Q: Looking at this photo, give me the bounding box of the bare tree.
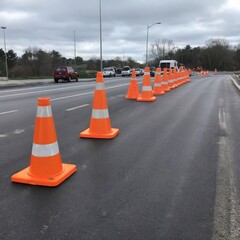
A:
[22,47,50,77]
[149,39,176,66]
[203,38,234,70]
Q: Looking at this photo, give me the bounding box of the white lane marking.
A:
[0,82,96,94]
[218,108,227,131]
[66,104,89,111]
[13,129,25,134]
[218,98,227,132]
[0,83,96,98]
[0,77,135,95]
[0,134,7,138]
[0,110,19,115]
[52,83,129,101]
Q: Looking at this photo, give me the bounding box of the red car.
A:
[53,66,79,83]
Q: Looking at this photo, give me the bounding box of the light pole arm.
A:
[99,0,103,72]
[145,26,149,66]
[1,27,8,80]
[145,22,161,67]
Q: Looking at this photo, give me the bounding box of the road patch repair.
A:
[212,96,240,240]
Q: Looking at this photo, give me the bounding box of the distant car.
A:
[53,66,79,83]
[150,67,156,77]
[111,66,117,74]
[122,66,131,77]
[135,68,142,76]
[116,68,122,74]
[103,67,116,77]
[140,68,144,75]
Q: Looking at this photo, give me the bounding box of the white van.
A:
[159,60,178,71]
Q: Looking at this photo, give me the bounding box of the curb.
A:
[0,78,96,89]
[0,80,53,89]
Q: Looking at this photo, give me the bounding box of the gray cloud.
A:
[0,0,239,62]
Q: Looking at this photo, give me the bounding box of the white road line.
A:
[0,83,96,98]
[0,81,131,99]
[13,129,25,134]
[52,83,129,101]
[66,104,89,111]
[0,82,96,94]
[0,110,19,115]
[0,134,7,138]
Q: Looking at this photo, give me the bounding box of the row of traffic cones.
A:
[11,68,190,187]
[12,72,119,187]
[125,67,191,101]
[199,71,209,76]
[199,68,217,76]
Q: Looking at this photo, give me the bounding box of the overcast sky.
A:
[1,0,240,62]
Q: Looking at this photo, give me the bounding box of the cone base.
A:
[153,91,165,95]
[137,96,156,102]
[164,88,171,92]
[125,95,140,100]
[80,128,119,139]
[11,163,77,187]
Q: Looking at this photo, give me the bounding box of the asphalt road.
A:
[0,74,240,240]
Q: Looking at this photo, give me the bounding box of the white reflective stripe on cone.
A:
[162,82,168,85]
[142,86,152,91]
[32,142,59,157]
[154,83,161,87]
[155,72,161,75]
[36,106,52,117]
[91,109,109,119]
[144,72,150,75]
[95,82,105,90]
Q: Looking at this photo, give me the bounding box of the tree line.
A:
[149,38,240,71]
[0,47,140,78]
[0,38,239,78]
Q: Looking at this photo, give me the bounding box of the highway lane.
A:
[0,74,239,239]
[0,76,135,136]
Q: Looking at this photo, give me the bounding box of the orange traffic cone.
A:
[137,67,156,102]
[80,72,119,139]
[173,67,179,87]
[168,68,176,89]
[177,69,183,85]
[125,69,140,99]
[153,67,165,95]
[161,68,171,92]
[11,98,77,187]
[214,68,217,75]
[183,69,188,84]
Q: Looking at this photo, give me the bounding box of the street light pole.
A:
[74,30,76,68]
[99,0,103,71]
[145,22,161,66]
[1,26,8,80]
